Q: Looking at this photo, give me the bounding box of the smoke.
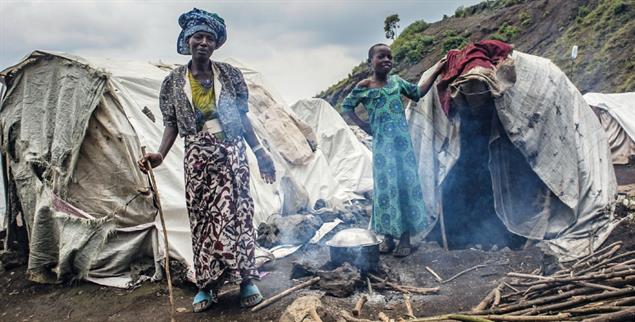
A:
[432,95,535,250]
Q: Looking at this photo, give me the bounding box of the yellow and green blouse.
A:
[188,71,218,131]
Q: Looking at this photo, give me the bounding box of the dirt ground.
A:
[2,220,635,322]
[0,227,553,322]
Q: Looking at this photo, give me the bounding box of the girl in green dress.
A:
[342,44,444,257]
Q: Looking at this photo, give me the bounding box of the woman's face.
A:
[370,46,393,75]
[188,31,216,60]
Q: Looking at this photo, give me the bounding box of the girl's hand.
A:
[138,152,163,173]
[435,57,447,74]
[255,150,276,184]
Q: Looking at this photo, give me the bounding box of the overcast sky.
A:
[1,0,481,104]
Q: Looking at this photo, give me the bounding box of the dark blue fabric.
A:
[177,8,227,55]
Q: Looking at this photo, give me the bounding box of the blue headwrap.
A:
[177,8,227,55]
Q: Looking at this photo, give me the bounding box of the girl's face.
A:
[370,46,393,75]
[189,31,217,60]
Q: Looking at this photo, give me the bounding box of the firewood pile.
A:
[338,241,635,322]
[419,241,635,321]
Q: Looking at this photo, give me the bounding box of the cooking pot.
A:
[325,228,380,272]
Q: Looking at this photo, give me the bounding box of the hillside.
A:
[317,0,634,109]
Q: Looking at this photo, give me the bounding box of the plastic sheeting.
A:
[584,92,635,165]
[407,51,617,261]
[248,84,316,165]
[0,51,372,287]
[0,155,5,231]
[290,99,373,197]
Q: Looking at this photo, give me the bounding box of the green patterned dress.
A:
[342,75,430,237]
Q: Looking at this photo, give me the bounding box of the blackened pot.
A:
[325,228,381,272]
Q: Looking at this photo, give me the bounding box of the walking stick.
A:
[141,146,176,322]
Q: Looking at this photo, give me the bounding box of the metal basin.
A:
[326,228,380,272]
[325,228,380,248]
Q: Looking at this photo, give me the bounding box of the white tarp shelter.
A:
[0,51,372,287]
[407,51,618,261]
[0,83,5,231]
[583,92,635,165]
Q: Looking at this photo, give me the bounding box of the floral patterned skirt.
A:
[184,131,258,290]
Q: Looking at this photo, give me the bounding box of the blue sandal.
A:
[240,282,263,308]
[192,289,215,313]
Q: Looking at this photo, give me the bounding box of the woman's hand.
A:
[138,152,164,173]
[255,150,276,184]
[307,139,318,152]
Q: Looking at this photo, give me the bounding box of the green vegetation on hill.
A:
[549,0,634,92]
[317,0,634,108]
[392,20,434,63]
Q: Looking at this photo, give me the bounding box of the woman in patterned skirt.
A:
[342,44,444,257]
[138,8,275,312]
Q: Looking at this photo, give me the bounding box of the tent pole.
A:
[439,204,449,251]
[141,146,176,322]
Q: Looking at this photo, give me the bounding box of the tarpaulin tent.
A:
[406,51,618,261]
[0,51,372,287]
[583,92,635,165]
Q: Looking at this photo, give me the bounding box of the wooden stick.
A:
[353,295,368,317]
[570,241,622,268]
[412,314,493,322]
[141,146,175,322]
[492,288,501,307]
[439,203,449,251]
[251,277,320,312]
[442,265,486,284]
[425,266,443,283]
[473,286,497,311]
[506,272,552,281]
[502,282,519,293]
[367,277,374,296]
[371,281,410,294]
[368,274,440,295]
[582,307,635,322]
[399,285,440,294]
[473,314,570,321]
[518,270,635,296]
[576,250,635,276]
[469,286,597,315]
[378,312,390,322]
[341,310,378,322]
[522,239,534,251]
[566,306,630,315]
[611,295,635,306]
[514,287,635,316]
[574,281,619,292]
[413,313,570,322]
[509,269,635,287]
[571,243,622,269]
[403,293,415,318]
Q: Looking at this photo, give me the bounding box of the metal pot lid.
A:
[325,228,380,248]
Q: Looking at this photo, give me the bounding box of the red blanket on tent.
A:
[437,40,513,115]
